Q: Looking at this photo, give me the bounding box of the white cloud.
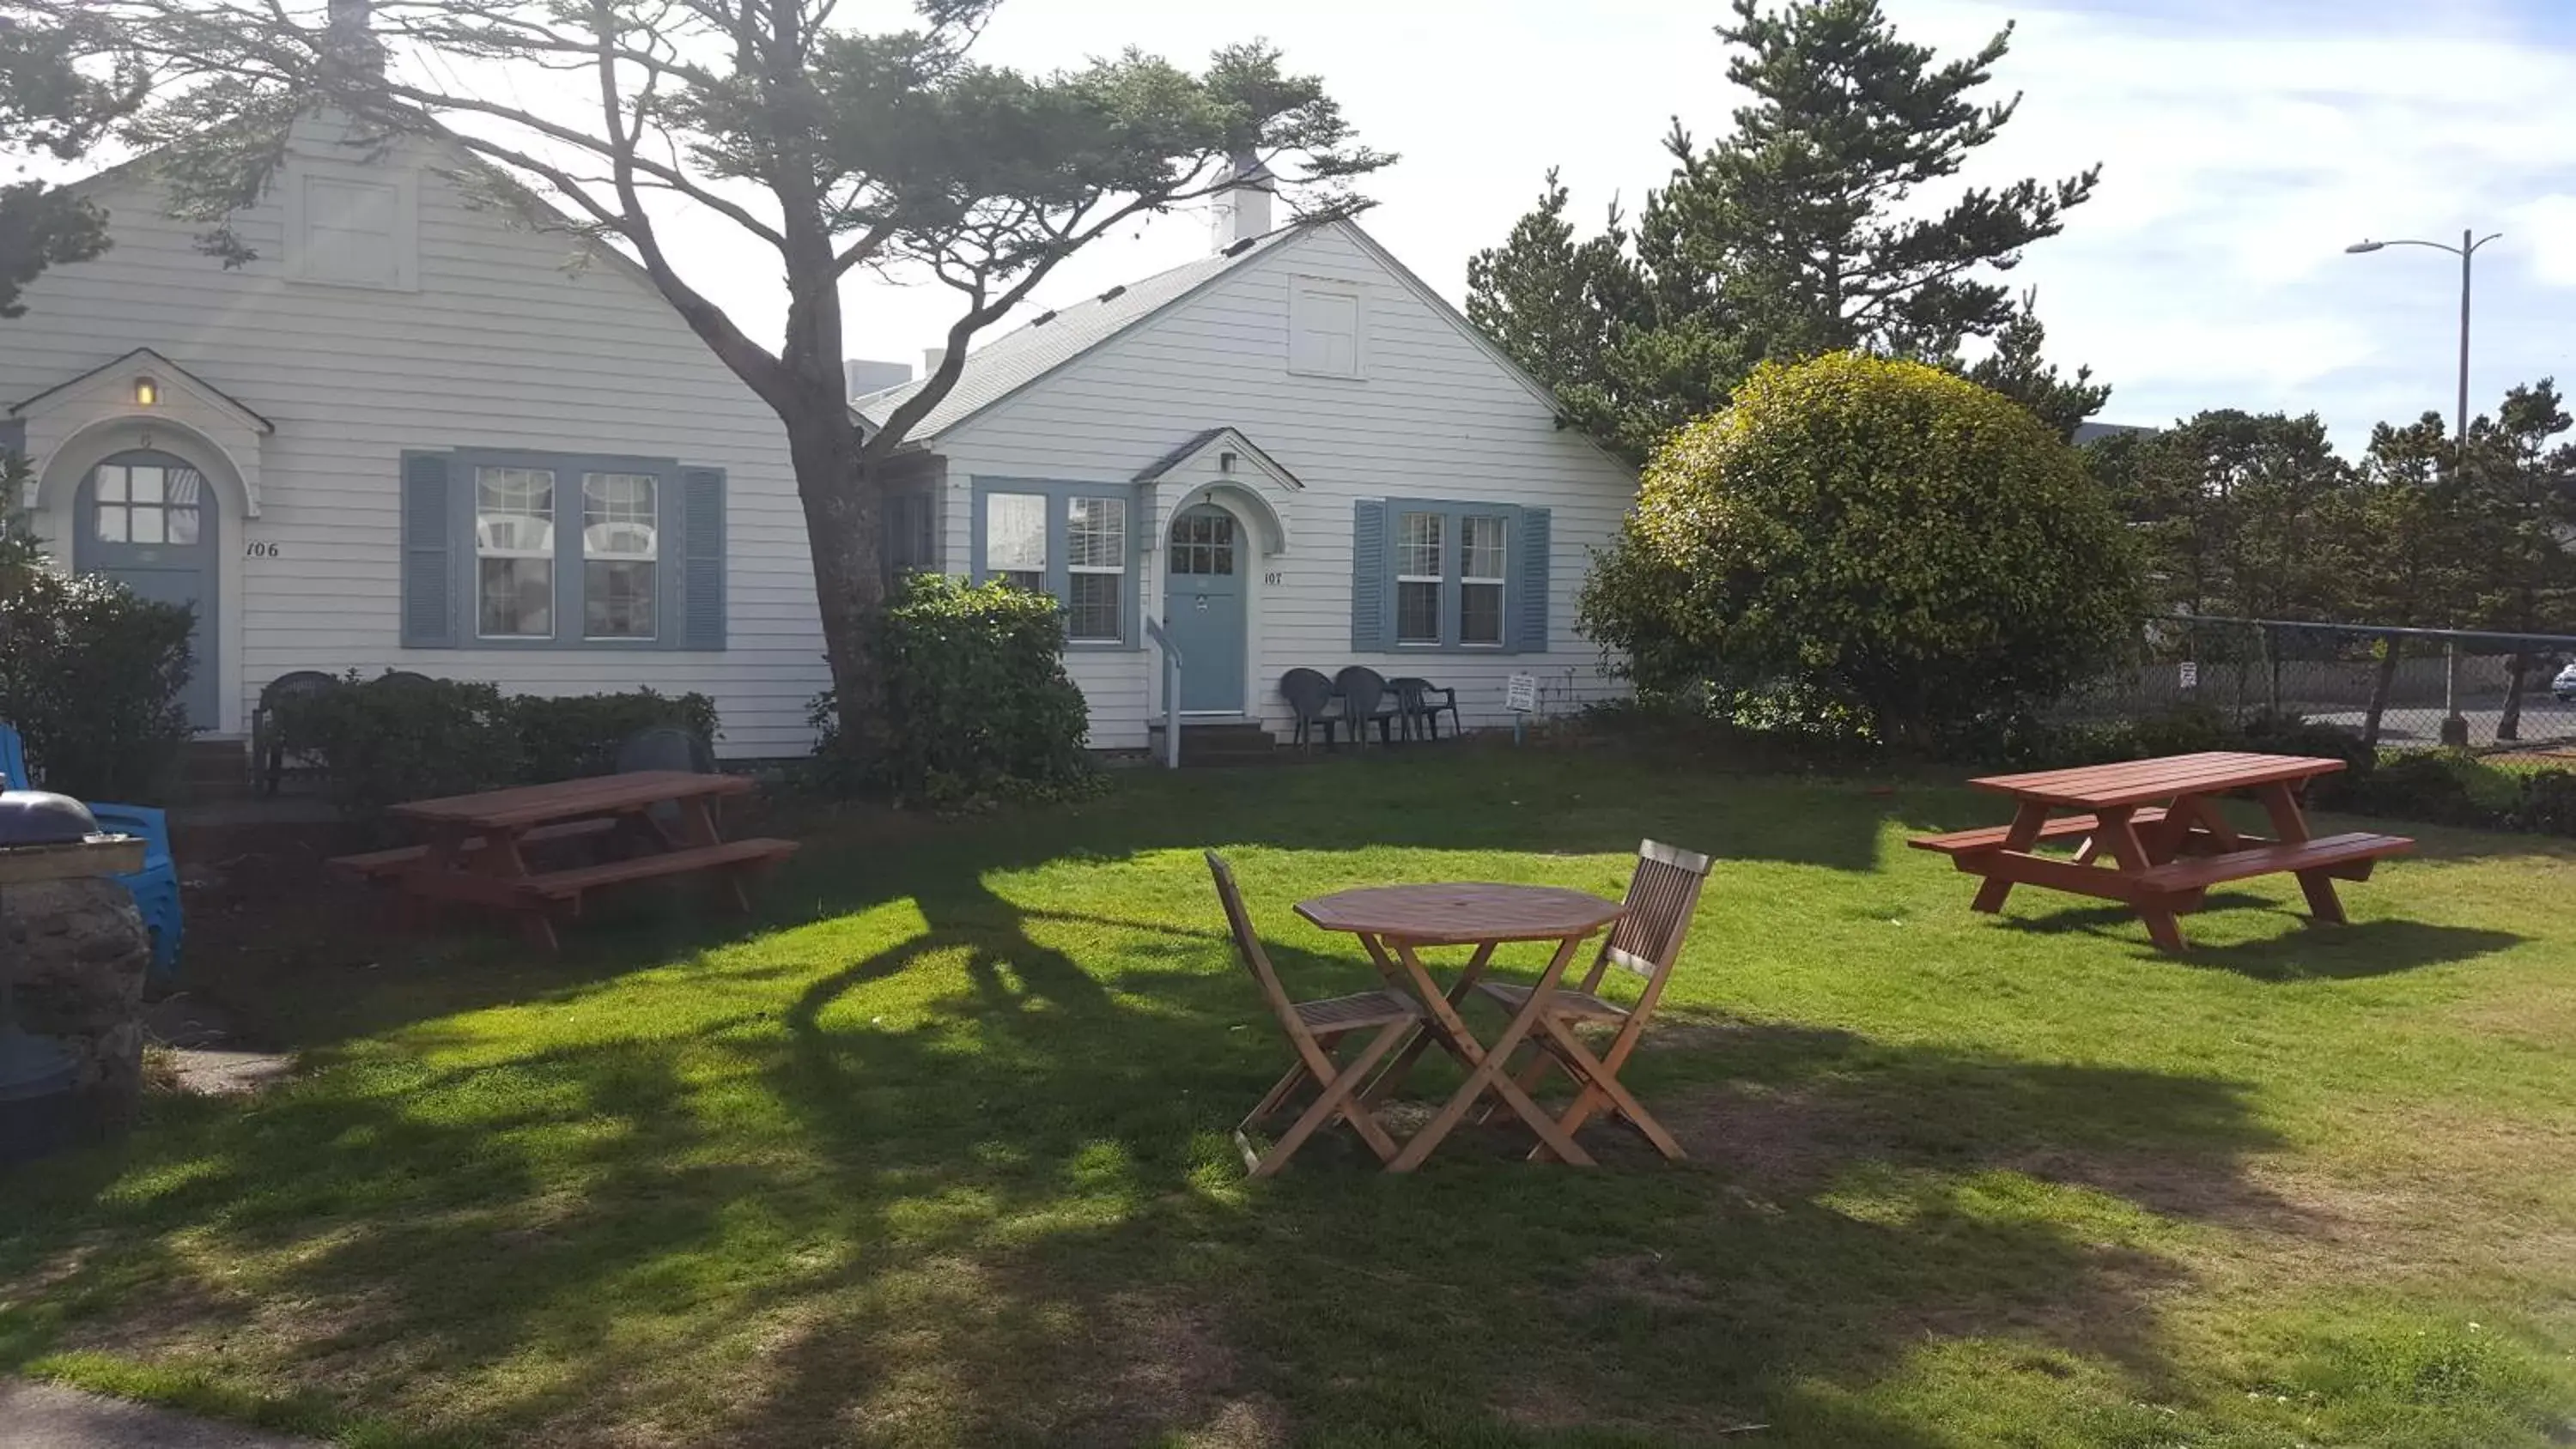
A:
[667,0,2576,453]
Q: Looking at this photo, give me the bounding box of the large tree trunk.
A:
[2360,634,2401,750]
[785,407,887,760]
[2499,652,2529,743]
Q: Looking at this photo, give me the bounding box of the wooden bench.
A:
[526,837,799,911]
[331,817,617,879]
[1908,807,2170,856]
[2136,832,2414,896]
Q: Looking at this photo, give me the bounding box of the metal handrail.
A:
[1145,615,1183,769]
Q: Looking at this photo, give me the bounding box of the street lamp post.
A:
[2344,227,2503,457]
[2345,227,2504,749]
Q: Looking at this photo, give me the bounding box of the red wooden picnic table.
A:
[1909,751,2415,952]
[1295,882,1625,1169]
[332,772,797,950]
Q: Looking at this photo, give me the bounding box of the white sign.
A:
[1504,672,1539,713]
[2178,661,2199,690]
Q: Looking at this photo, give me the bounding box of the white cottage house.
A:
[1,120,827,757]
[856,188,1640,751]
[4,119,1636,761]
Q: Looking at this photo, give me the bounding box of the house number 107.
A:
[1264,572,1282,585]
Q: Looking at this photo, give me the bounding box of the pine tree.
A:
[1467,0,2101,457]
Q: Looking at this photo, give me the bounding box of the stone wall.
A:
[2,877,150,1112]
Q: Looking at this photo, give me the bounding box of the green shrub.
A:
[271,673,521,821]
[272,677,720,822]
[811,573,1096,806]
[2508,769,2576,835]
[512,689,719,783]
[0,519,195,803]
[1580,354,2143,750]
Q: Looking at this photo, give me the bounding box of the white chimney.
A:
[922,346,949,378]
[1211,148,1275,252]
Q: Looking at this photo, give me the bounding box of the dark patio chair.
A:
[253,670,341,795]
[1279,669,1341,751]
[614,725,720,843]
[1332,666,1399,748]
[1388,677,1461,742]
[614,725,719,776]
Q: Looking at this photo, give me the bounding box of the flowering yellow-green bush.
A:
[1580,352,2142,748]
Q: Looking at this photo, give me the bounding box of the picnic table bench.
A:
[1909,751,2413,953]
[331,772,796,950]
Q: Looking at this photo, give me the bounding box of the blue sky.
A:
[791,0,2576,455]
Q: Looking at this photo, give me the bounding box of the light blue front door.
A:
[75,450,219,731]
[1164,505,1245,713]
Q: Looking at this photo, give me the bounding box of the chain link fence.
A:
[2057,615,2576,757]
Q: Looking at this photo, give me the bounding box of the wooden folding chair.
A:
[1475,840,1713,1161]
[1206,852,1425,1177]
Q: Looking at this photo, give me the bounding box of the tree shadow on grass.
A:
[1993,897,2524,980]
[4,852,2304,1448]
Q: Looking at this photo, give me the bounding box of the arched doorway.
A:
[74,450,219,730]
[1163,504,1245,713]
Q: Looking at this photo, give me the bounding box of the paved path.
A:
[0,1379,324,1449]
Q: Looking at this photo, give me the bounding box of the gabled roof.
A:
[10,347,275,433]
[854,224,1312,440]
[1133,426,1304,489]
[854,217,1625,476]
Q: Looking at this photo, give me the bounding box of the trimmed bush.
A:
[513,689,720,783]
[811,573,1095,805]
[273,675,720,822]
[1580,352,2143,750]
[271,674,521,821]
[0,521,195,803]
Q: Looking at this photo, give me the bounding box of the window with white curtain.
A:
[985,492,1048,592]
[582,472,659,640]
[476,466,556,638]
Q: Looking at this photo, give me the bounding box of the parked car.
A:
[2555,663,2576,703]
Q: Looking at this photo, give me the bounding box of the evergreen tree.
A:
[1467,0,2101,457]
[0,15,139,319]
[1963,291,2110,441]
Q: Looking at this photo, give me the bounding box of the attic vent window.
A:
[1098,284,1127,301]
[284,161,420,292]
[1288,276,1364,379]
[133,375,161,407]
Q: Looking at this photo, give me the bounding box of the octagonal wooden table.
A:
[1296,882,1625,1170]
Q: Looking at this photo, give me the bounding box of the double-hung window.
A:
[1354,498,1550,654]
[1065,496,1127,643]
[1389,506,1507,649]
[476,465,556,639]
[974,482,1139,647]
[403,447,728,652]
[581,471,659,640]
[1395,511,1444,646]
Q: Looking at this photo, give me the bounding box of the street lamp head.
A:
[2345,239,2386,254]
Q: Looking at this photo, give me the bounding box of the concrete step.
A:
[1147,721,1281,766]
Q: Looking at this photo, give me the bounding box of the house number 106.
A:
[244,542,280,558]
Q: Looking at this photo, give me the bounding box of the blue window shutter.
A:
[0,418,25,459]
[679,466,727,650]
[1351,499,1387,652]
[1511,506,1551,653]
[400,452,455,647]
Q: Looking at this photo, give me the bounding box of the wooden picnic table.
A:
[1909,750,2414,953]
[332,772,797,951]
[1295,882,1625,1169]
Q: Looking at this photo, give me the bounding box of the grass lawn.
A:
[3,744,2573,1447]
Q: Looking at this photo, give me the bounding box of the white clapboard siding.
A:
[0,130,827,757]
[929,221,1637,749]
